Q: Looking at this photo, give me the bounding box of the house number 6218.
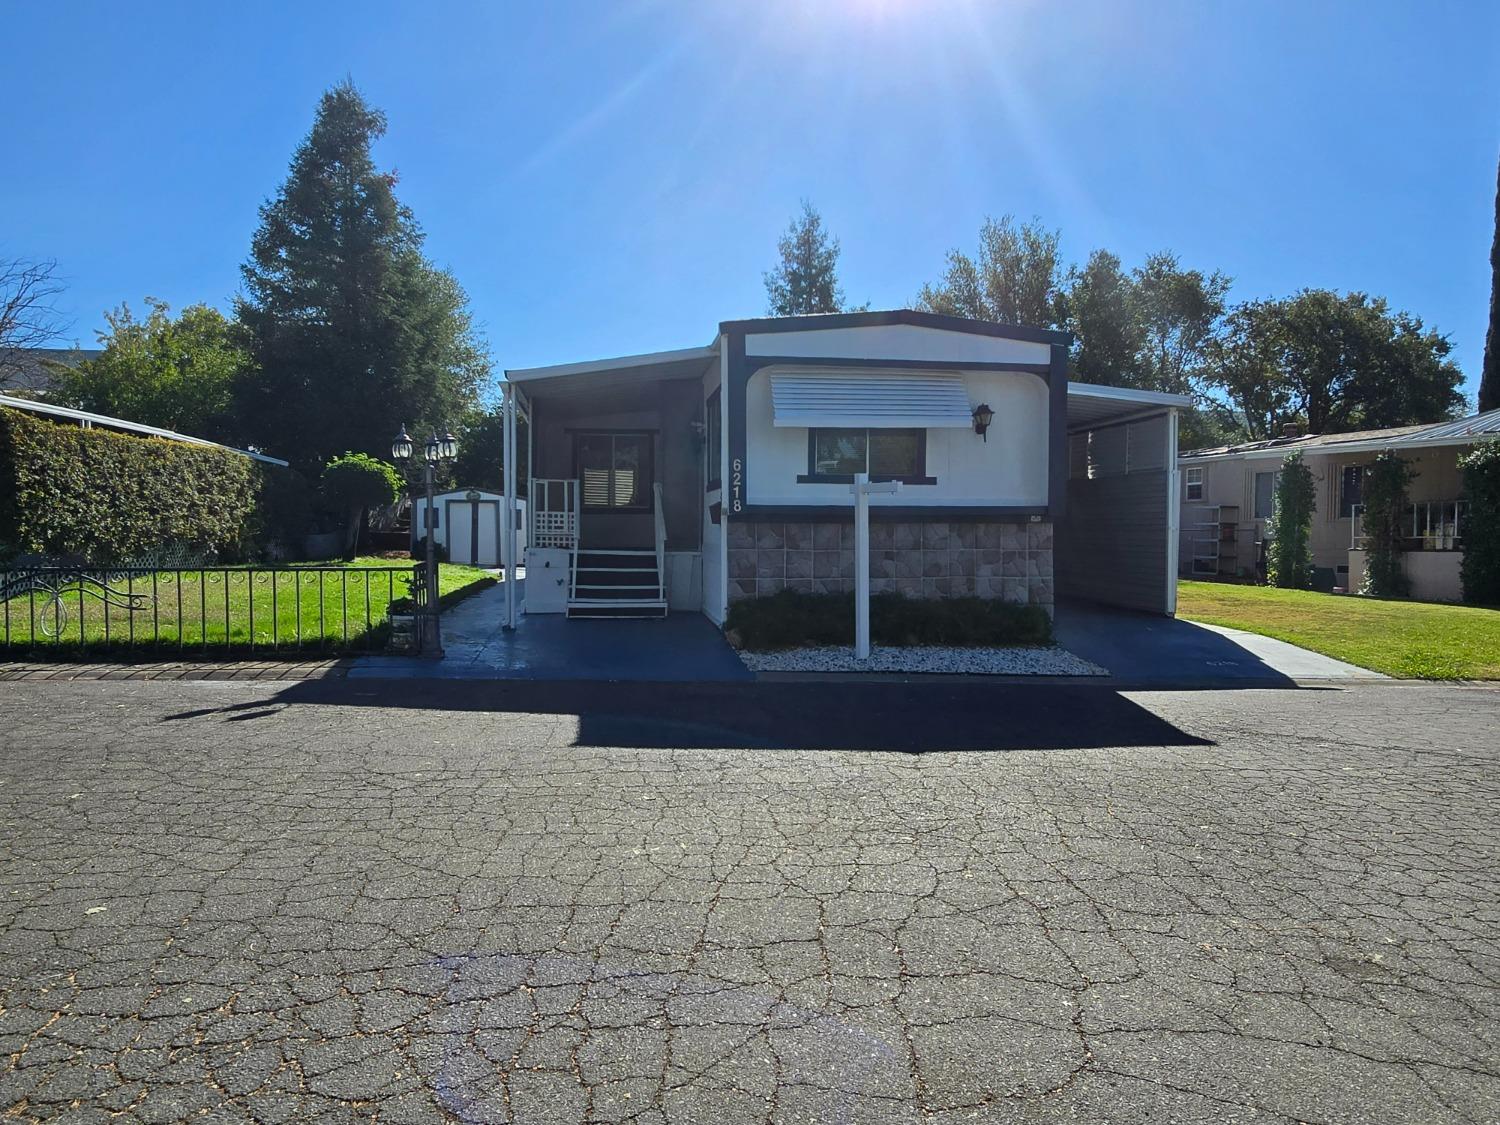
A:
[730,458,743,512]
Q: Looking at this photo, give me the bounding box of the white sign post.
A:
[851,472,901,661]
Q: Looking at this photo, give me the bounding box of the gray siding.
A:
[1057,469,1171,614]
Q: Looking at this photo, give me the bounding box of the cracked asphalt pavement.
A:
[1,677,1497,1124]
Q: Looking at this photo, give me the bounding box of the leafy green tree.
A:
[447,408,530,494]
[1480,157,1499,414]
[1056,250,1144,386]
[320,452,402,559]
[1359,451,1415,597]
[1264,290,1462,434]
[235,81,489,472]
[54,300,246,441]
[1459,439,1500,605]
[1205,300,1296,440]
[1265,451,1316,589]
[764,201,855,316]
[1132,252,1231,397]
[918,215,1061,328]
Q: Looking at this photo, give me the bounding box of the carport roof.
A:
[1065,382,1191,429]
[505,344,719,398]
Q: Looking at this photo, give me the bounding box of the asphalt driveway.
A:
[0,678,1496,1123]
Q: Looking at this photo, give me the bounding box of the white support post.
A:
[851,473,901,660]
[502,383,518,631]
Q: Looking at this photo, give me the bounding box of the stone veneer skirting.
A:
[726,519,1054,611]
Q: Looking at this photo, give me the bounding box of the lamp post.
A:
[393,422,458,657]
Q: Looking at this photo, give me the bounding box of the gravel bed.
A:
[738,644,1109,676]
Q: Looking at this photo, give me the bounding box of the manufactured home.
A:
[1178,407,1500,602]
[496,310,1191,626]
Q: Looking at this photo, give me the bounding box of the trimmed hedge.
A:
[0,406,262,563]
[725,589,1053,652]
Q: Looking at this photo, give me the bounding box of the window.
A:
[1184,466,1203,501]
[1339,464,1363,519]
[802,428,928,483]
[575,432,653,511]
[1253,471,1279,520]
[705,388,721,490]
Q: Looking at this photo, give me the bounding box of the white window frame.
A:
[1184,465,1204,501]
[1253,470,1279,520]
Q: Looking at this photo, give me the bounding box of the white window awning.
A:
[770,370,974,428]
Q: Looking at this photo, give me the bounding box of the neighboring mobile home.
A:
[498,310,1190,625]
[1177,408,1500,601]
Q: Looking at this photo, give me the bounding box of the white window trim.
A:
[1184,466,1204,501]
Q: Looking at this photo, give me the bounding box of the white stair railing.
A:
[652,483,666,602]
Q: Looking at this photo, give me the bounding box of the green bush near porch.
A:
[725,589,1053,652]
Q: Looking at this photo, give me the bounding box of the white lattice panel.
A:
[533,511,576,549]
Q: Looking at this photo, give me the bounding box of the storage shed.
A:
[412,489,526,568]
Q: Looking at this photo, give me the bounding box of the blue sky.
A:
[6,1,1498,403]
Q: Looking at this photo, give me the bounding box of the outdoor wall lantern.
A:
[972,403,995,441]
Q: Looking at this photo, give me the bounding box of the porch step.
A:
[569,543,664,618]
[566,597,669,620]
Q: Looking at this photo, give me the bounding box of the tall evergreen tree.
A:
[234,81,488,471]
[764,201,851,316]
[1481,155,1499,414]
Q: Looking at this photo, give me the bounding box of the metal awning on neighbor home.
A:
[770,370,973,428]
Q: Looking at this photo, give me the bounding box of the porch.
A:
[503,345,716,623]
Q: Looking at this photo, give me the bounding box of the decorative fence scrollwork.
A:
[0,569,152,638]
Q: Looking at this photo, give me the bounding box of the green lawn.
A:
[0,557,493,654]
[1177,580,1500,679]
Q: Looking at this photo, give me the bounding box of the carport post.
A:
[502,382,518,630]
[1165,407,1180,615]
[851,473,901,660]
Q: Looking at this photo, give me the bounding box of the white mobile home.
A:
[499,310,1189,625]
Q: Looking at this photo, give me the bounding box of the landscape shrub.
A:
[0,406,259,563]
[724,589,1053,651]
[1459,439,1500,605]
[1359,450,1415,598]
[320,452,403,559]
[1265,450,1316,589]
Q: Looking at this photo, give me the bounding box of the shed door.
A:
[447,501,500,567]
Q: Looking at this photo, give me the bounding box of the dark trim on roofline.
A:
[728,505,1048,523]
[1047,345,1068,523]
[747,355,1052,376]
[718,308,1073,347]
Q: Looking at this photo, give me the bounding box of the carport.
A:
[1058,383,1192,615]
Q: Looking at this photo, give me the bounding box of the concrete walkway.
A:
[1055,600,1385,686]
[351,580,754,681]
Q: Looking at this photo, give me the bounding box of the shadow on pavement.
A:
[164,678,1215,753]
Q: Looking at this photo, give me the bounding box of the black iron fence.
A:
[0,564,427,655]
